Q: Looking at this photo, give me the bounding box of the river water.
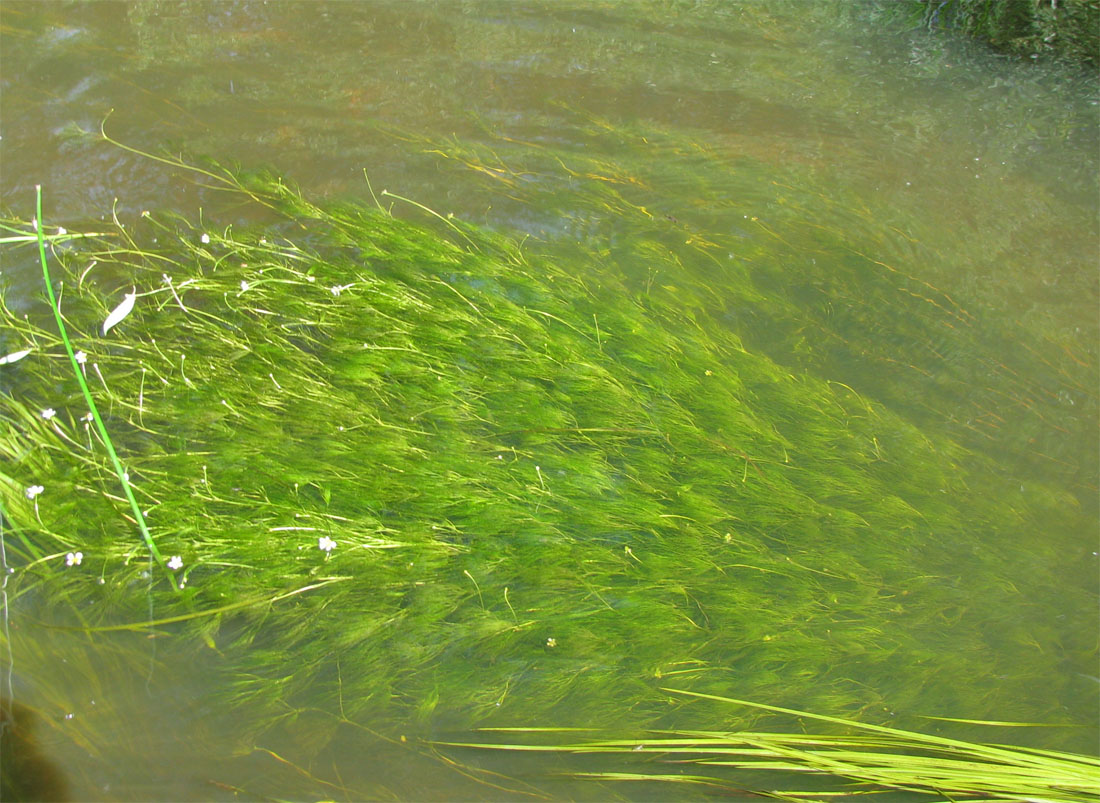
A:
[1,2,1097,800]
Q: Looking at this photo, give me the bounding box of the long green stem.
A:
[34,186,176,591]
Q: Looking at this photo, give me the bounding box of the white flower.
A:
[56,227,67,236]
[330,284,354,297]
[65,551,83,566]
[240,280,249,292]
[546,637,557,648]
[74,351,87,364]
[25,485,44,500]
[41,408,56,420]
[82,412,93,422]
[167,555,183,571]
[318,536,336,553]
[200,233,210,244]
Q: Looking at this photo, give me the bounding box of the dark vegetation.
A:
[908,0,1099,68]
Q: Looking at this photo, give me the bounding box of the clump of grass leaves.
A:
[444,689,1099,802]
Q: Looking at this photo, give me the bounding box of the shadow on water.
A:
[1,698,71,802]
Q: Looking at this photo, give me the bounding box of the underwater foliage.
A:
[0,123,1096,796]
[445,690,1100,801]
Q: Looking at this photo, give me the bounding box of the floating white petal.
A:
[0,349,31,365]
[102,289,137,335]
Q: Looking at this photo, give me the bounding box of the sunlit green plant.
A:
[0,122,1094,798]
[31,186,175,590]
[442,689,1100,801]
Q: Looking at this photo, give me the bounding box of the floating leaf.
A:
[102,288,137,335]
[0,349,31,365]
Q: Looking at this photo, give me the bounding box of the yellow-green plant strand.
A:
[34,185,175,590]
[443,688,1100,800]
[35,578,349,632]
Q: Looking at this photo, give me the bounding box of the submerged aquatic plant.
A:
[30,186,174,589]
[442,689,1100,801]
[0,124,1095,796]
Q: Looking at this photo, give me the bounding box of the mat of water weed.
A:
[0,124,1095,796]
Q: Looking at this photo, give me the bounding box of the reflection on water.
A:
[0,1,1096,799]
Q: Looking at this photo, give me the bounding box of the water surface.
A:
[1,2,1096,800]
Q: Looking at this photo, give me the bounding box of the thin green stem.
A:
[0,232,112,245]
[34,185,176,592]
[379,189,480,250]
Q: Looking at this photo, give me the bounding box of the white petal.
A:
[102,289,137,335]
[0,349,31,365]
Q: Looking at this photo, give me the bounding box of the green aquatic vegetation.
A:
[444,689,1100,801]
[29,186,174,589]
[0,129,1095,798]
[409,112,1097,513]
